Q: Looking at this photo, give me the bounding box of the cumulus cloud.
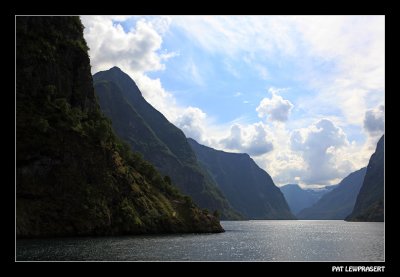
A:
[81,16,175,75]
[81,16,383,188]
[221,124,243,150]
[246,123,274,155]
[364,105,384,136]
[175,107,207,143]
[173,16,384,126]
[289,119,352,185]
[81,16,185,126]
[256,88,294,122]
[220,122,273,156]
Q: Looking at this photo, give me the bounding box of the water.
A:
[16,220,384,261]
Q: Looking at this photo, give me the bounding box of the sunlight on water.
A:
[16,220,384,261]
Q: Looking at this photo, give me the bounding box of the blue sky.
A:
[81,15,384,188]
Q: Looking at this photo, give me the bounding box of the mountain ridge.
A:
[93,67,241,219]
[346,135,384,222]
[16,16,223,238]
[188,138,295,219]
[280,184,337,215]
[296,167,367,219]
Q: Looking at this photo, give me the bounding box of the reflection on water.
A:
[16,220,384,261]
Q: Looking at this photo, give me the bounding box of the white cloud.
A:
[224,60,240,78]
[81,16,181,124]
[289,119,354,185]
[254,64,269,80]
[220,122,273,156]
[81,16,383,188]
[172,16,296,59]
[81,16,175,75]
[184,59,204,86]
[256,88,294,122]
[81,16,215,147]
[291,16,384,126]
[132,73,178,121]
[364,105,385,136]
[220,124,242,150]
[172,16,384,126]
[175,107,207,143]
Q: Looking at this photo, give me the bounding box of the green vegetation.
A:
[16,16,223,238]
[93,67,241,219]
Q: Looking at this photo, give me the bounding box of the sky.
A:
[81,15,385,189]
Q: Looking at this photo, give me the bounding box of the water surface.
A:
[16,220,384,261]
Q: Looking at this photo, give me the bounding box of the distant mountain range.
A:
[93,67,241,219]
[346,135,384,222]
[296,168,366,220]
[280,184,337,215]
[188,138,295,219]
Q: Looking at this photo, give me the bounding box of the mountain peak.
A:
[109,66,122,72]
[93,66,143,99]
[93,69,241,220]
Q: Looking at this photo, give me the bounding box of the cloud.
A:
[173,16,384,126]
[224,60,240,78]
[289,119,352,185]
[81,16,175,75]
[185,59,204,86]
[81,16,181,124]
[220,122,273,156]
[256,88,294,122]
[364,105,384,136]
[81,16,213,146]
[172,16,296,59]
[246,123,274,155]
[221,124,242,150]
[81,16,383,188]
[254,64,269,80]
[175,107,207,143]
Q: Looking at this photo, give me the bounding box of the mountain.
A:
[346,135,384,222]
[187,138,295,219]
[16,16,223,238]
[296,167,367,219]
[280,184,337,215]
[93,67,241,219]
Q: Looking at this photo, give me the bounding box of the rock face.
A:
[346,135,384,222]
[296,167,367,220]
[280,184,337,215]
[93,67,241,219]
[187,138,295,219]
[16,16,223,238]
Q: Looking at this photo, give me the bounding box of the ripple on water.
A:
[16,220,384,261]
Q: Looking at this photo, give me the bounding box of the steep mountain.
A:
[187,138,295,219]
[297,167,367,219]
[346,135,384,222]
[93,67,240,219]
[16,16,223,238]
[280,184,337,215]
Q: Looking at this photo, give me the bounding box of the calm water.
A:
[16,220,384,261]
